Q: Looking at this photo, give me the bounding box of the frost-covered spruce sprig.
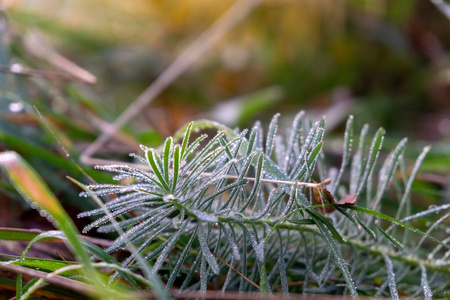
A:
[79,112,449,299]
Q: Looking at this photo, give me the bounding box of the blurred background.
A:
[0,1,449,236]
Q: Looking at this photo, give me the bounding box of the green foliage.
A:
[72,113,449,298]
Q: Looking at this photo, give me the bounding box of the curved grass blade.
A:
[69,177,168,299]
[0,228,43,241]
[0,151,106,298]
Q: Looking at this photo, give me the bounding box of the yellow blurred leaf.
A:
[0,151,62,217]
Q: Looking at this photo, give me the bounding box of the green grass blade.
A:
[69,177,168,299]
[0,152,105,294]
[0,228,41,241]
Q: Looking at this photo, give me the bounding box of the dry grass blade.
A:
[24,32,97,84]
[0,261,96,297]
[0,65,95,84]
[81,0,262,164]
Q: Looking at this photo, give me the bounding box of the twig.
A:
[0,261,96,297]
[0,65,94,84]
[24,32,97,84]
[0,226,114,247]
[80,0,262,164]
[88,156,331,188]
[211,252,260,290]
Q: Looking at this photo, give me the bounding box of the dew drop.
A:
[65,153,70,158]
[374,219,379,225]
[8,102,24,113]
[163,194,175,202]
[10,63,23,73]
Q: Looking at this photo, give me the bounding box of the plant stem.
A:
[217,215,450,275]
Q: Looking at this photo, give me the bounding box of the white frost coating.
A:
[278,253,289,294]
[400,203,450,223]
[382,253,399,299]
[199,257,208,293]
[191,209,218,222]
[420,264,433,300]
[220,224,241,261]
[152,223,187,274]
[197,224,219,274]
[221,256,235,292]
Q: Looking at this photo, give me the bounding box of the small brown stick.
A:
[0,262,96,297]
[211,252,260,290]
[0,65,95,84]
[85,156,333,188]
